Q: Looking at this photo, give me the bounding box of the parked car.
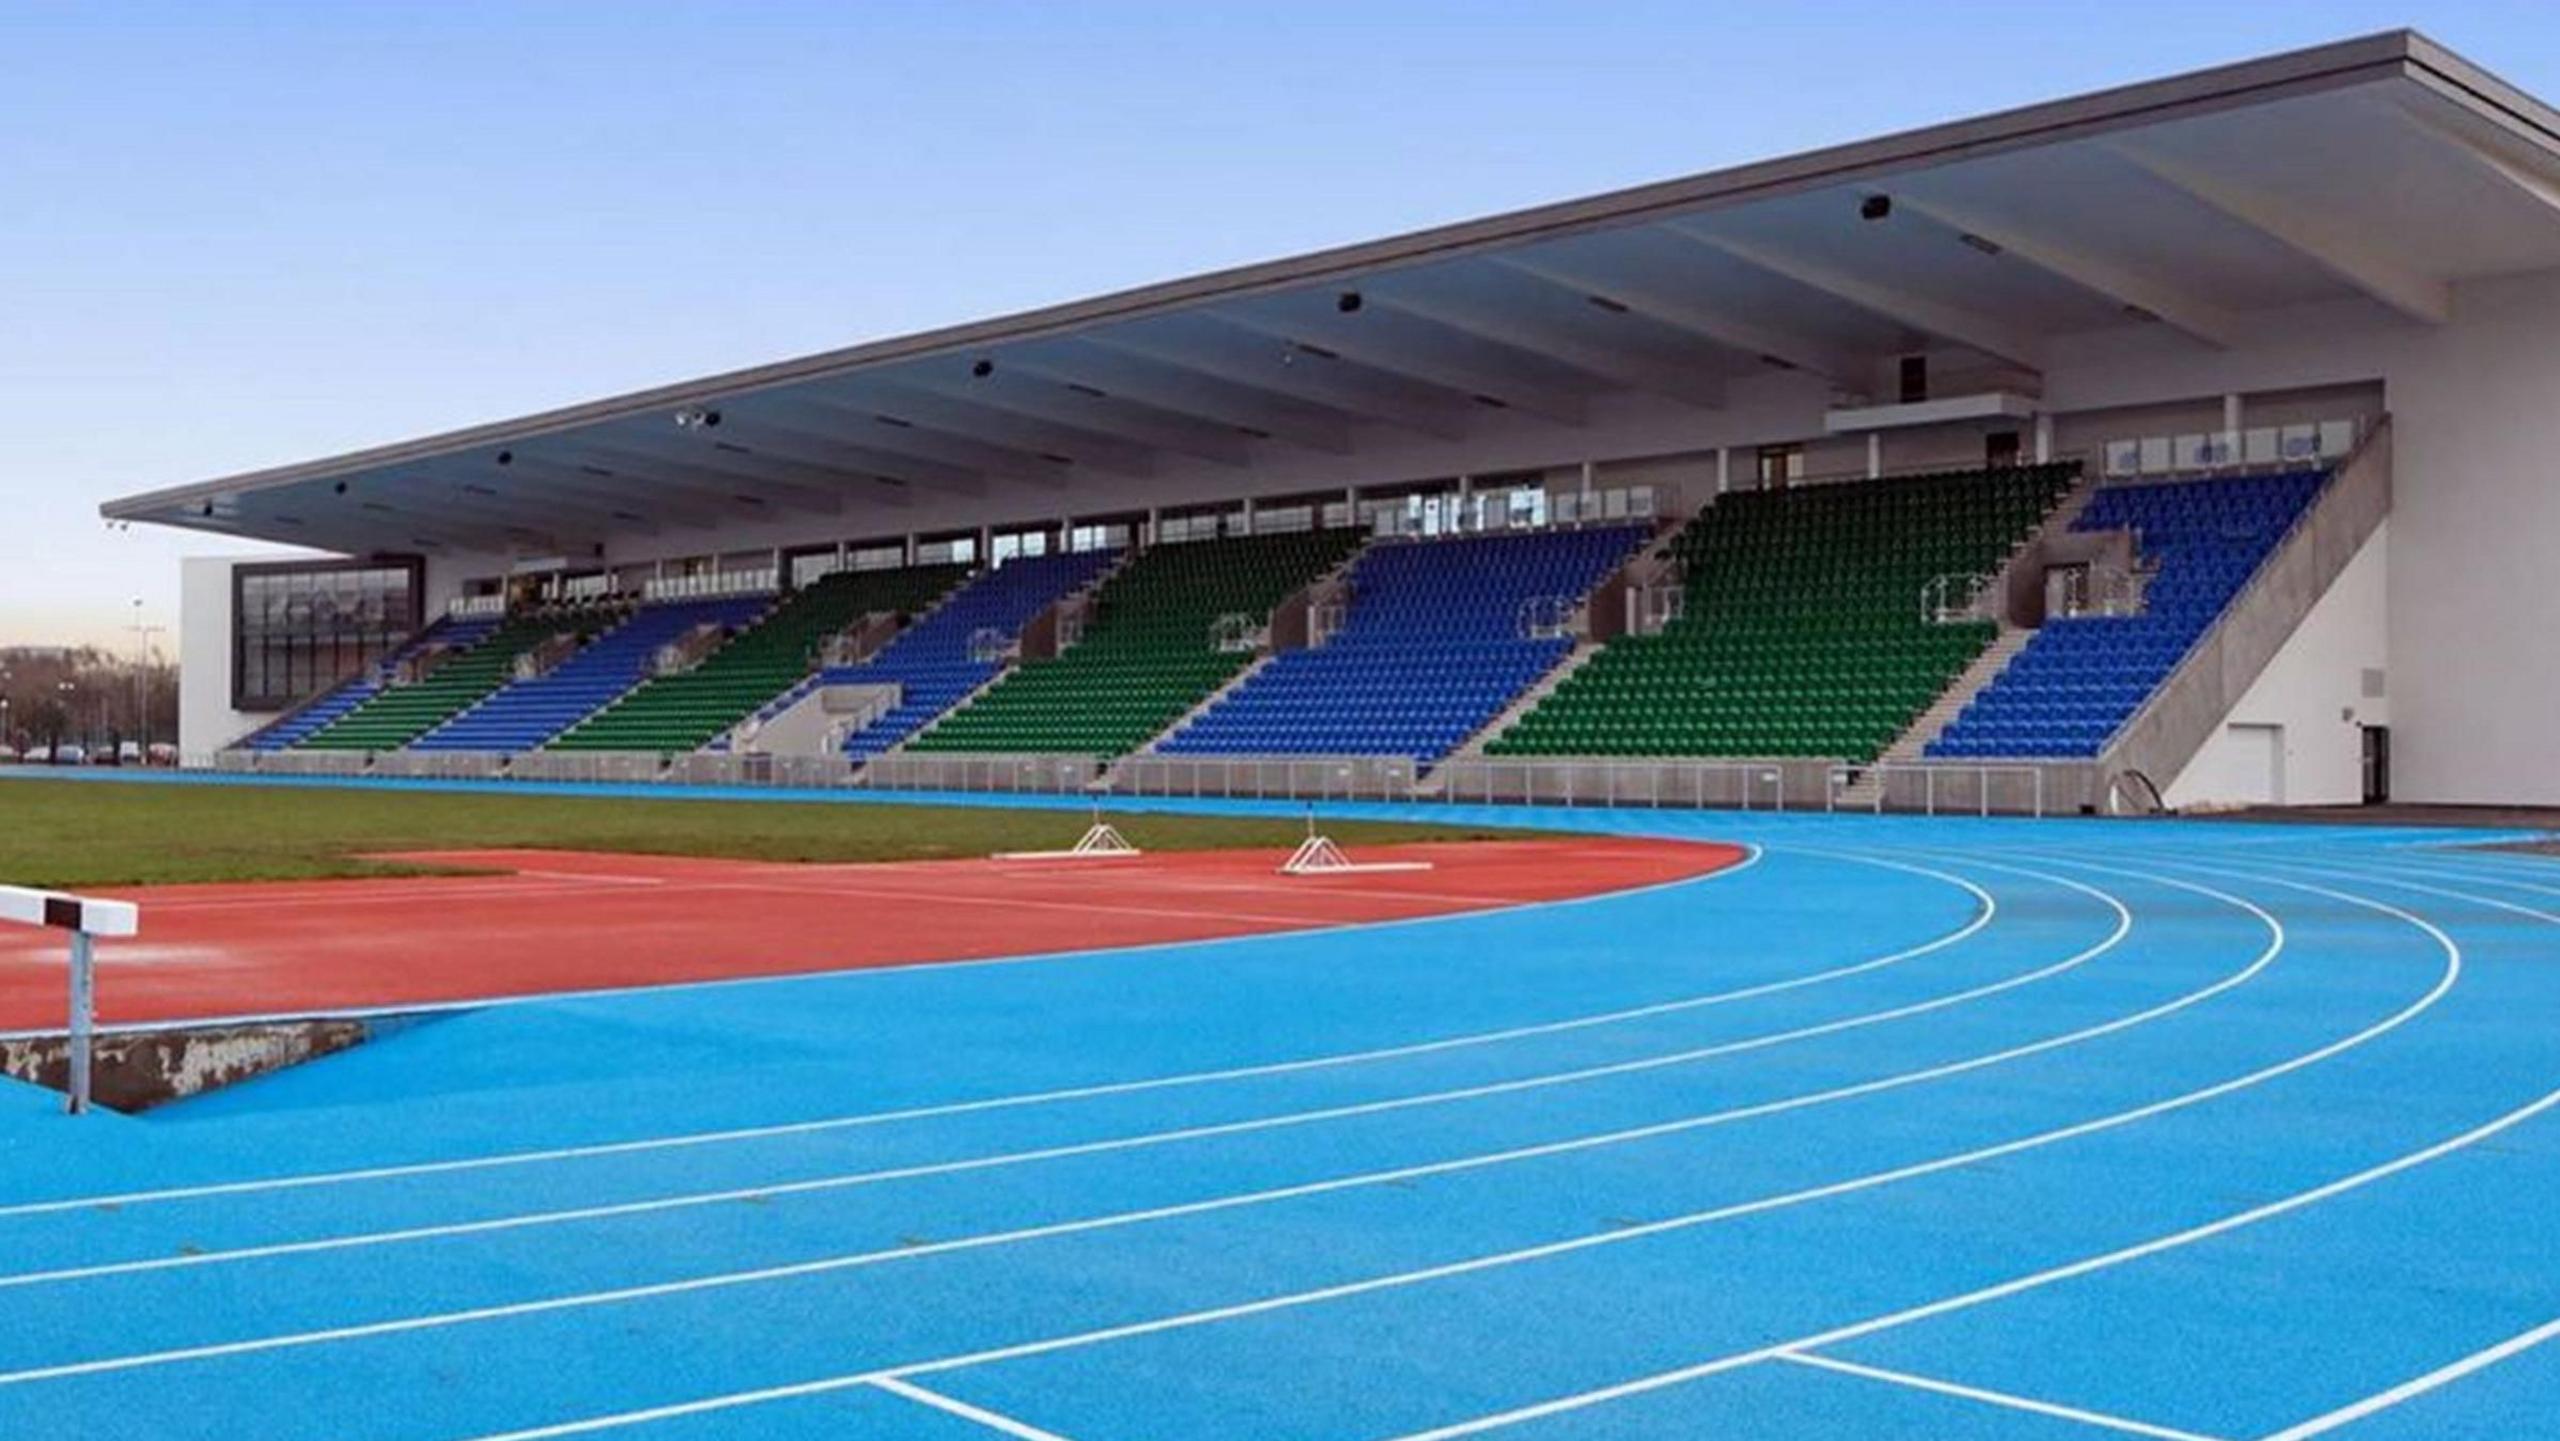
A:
[0,745,17,764]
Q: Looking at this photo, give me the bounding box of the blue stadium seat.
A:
[829,549,1121,759]
[1158,524,1650,764]
[411,597,769,752]
[243,614,501,751]
[1929,469,2327,759]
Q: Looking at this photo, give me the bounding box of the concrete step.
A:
[1838,625,2035,807]
[1436,642,1603,776]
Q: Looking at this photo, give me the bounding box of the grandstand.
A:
[296,609,616,752]
[238,614,497,751]
[553,564,969,754]
[826,548,1118,759]
[1491,466,2072,761]
[108,31,2560,812]
[1162,523,1652,762]
[908,528,1363,757]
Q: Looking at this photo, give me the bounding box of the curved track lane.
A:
[0,807,2549,1439]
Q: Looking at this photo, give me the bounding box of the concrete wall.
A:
[177,555,263,759]
[2166,525,2389,810]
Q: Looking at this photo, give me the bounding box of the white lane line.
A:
[0,864,2126,1289]
[1363,859,2495,1441]
[0,861,2242,1386]
[868,1376,1081,1441]
[0,846,1986,1220]
[2258,1312,2560,1440]
[1774,1350,2231,1441]
[2315,854,2560,903]
[443,856,2451,1441]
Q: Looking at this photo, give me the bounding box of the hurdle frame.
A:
[0,885,140,1115]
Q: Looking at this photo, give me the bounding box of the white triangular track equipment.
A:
[1277,808,1433,875]
[992,807,1144,861]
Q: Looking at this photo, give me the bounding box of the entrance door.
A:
[2227,723,2285,807]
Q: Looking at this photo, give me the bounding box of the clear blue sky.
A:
[7,1,2553,649]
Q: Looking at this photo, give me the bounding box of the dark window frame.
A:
[230,555,424,712]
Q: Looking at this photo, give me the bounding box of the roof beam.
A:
[901,361,1259,468]
[1486,253,1869,387]
[1087,329,1471,440]
[1890,191,2249,348]
[1212,305,1591,426]
[1360,284,1724,408]
[484,453,752,527]
[1670,223,2046,371]
[830,381,1162,477]
[348,483,661,539]
[1004,347,1349,456]
[569,443,855,517]
[2389,89,2560,229]
[753,396,1075,490]
[2105,141,2450,325]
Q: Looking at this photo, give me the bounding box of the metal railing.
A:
[1826,762,2049,817]
[861,753,1101,794]
[199,743,2095,818]
[1921,572,1996,625]
[1516,595,1578,641]
[1115,755,1416,803]
[1429,757,1794,810]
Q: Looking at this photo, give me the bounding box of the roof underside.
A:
[103,29,2560,556]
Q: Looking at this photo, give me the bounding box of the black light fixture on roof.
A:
[1336,290,1364,313]
[496,450,514,466]
[971,359,995,378]
[673,406,721,430]
[1860,193,1893,222]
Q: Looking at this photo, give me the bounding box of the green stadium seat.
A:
[907,528,1364,757]
[1485,463,2076,763]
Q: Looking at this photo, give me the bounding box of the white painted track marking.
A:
[1363,859,2519,1441]
[867,1376,1082,1441]
[0,846,1993,1219]
[2258,1312,2560,1440]
[0,855,2287,1397]
[431,858,2463,1441]
[1774,1351,2232,1441]
[0,856,2243,1386]
[0,861,2124,1288]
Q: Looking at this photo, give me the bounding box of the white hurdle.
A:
[0,884,140,1115]
[991,806,1144,862]
[1278,808,1434,876]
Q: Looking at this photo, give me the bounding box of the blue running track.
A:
[0,777,2555,1439]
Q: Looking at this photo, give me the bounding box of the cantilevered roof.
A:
[103,29,2560,555]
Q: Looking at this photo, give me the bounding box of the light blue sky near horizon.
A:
[6,1,2554,650]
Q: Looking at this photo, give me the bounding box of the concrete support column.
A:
[2223,392,2244,465]
[2033,414,2054,465]
[1715,446,1730,496]
[1866,432,1883,479]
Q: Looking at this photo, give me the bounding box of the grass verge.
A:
[0,776,1525,887]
